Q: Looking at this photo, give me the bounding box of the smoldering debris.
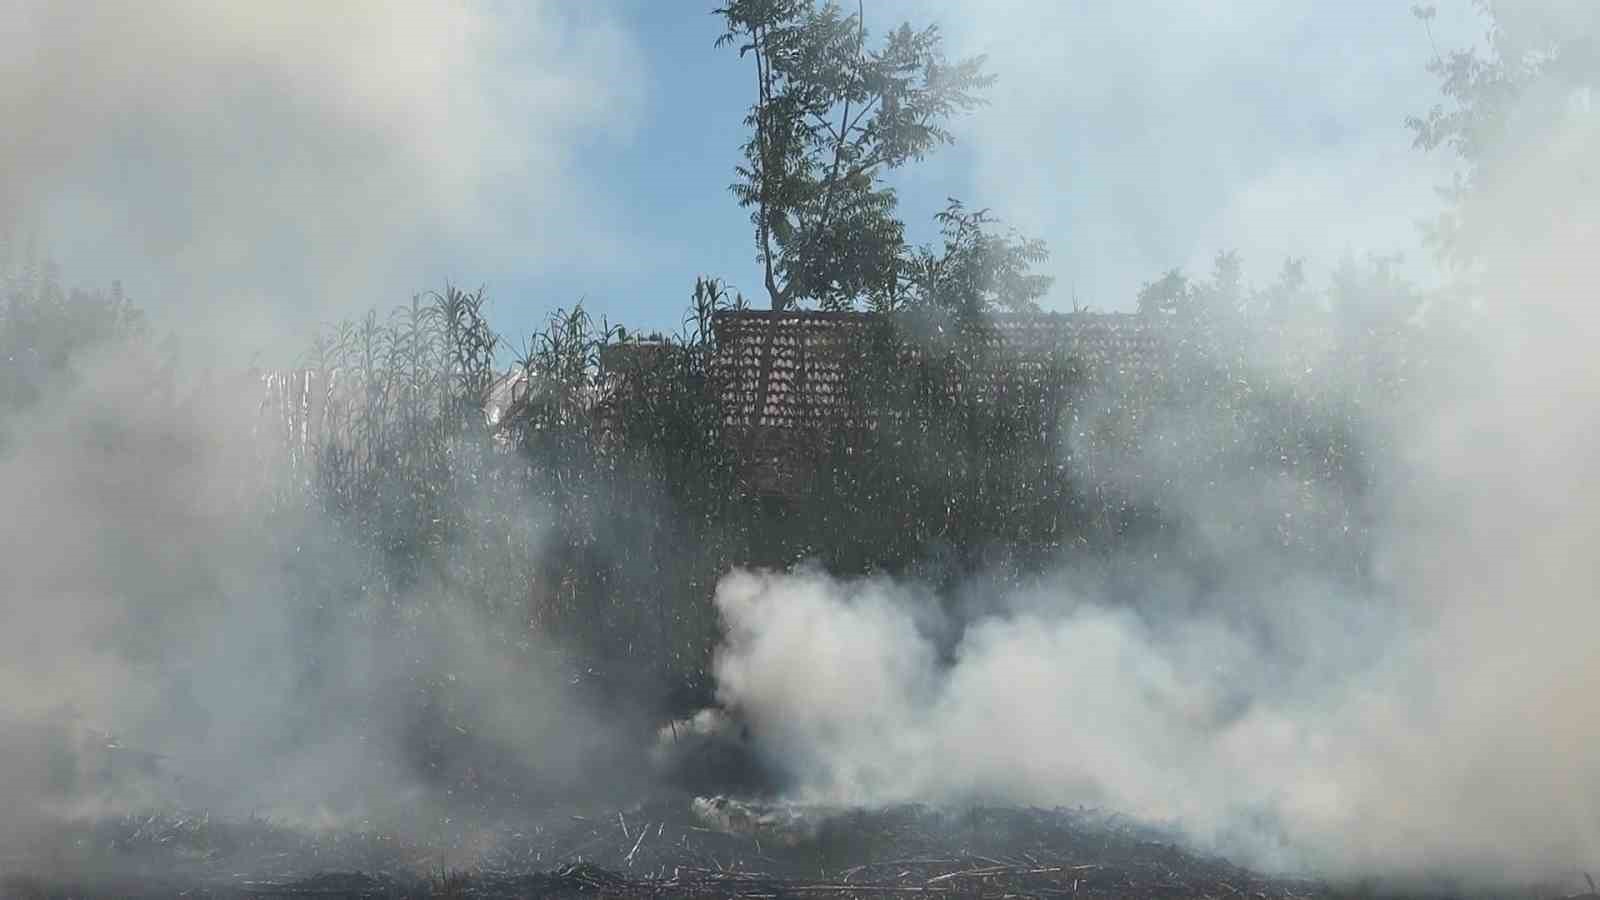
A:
[650,708,791,799]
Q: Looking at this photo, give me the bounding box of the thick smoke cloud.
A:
[710,348,1600,880]
[2,0,645,830]
[910,0,1490,308]
[0,344,636,836]
[3,0,1596,890]
[703,15,1600,884]
[0,0,639,355]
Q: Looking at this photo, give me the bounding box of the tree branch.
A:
[789,0,867,307]
[751,22,782,310]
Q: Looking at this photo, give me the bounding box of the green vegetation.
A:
[2,0,1568,761]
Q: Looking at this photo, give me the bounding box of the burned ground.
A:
[2,799,1349,900]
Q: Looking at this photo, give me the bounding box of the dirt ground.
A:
[6,794,1572,900]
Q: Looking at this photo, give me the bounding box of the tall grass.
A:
[2,256,1409,729]
[0,253,1420,814]
[261,280,749,711]
[263,268,1412,712]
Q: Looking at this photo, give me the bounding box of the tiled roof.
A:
[250,311,1173,498]
[711,309,1166,431]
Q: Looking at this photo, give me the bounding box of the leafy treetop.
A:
[716,0,994,311]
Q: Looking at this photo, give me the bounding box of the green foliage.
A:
[1407,1,1599,267]
[0,2,1548,799]
[1119,250,1434,582]
[893,200,1054,316]
[279,279,751,704]
[1135,252,1249,322]
[1249,257,1311,321]
[798,313,1085,581]
[265,251,1414,707]
[716,0,994,310]
[1,245,147,428]
[1136,268,1194,318]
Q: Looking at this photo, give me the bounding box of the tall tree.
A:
[895,200,1053,317]
[716,0,993,310]
[1407,1,1599,269]
[1135,268,1194,318]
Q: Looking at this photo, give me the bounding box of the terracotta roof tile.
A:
[711,310,1166,431]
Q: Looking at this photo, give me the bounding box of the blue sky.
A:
[4,1,1488,357]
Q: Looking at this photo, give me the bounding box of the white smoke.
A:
[917,0,1491,309]
[703,3,1600,885]
[0,339,638,837]
[0,0,640,356]
[0,0,646,832]
[2,0,1595,888]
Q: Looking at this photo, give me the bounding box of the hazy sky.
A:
[3,0,1488,356]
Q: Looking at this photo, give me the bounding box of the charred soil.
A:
[4,797,1554,900]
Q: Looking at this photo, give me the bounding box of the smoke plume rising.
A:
[2,0,1596,891]
[1,0,651,845]
[0,339,644,841]
[702,15,1600,882]
[0,0,639,356]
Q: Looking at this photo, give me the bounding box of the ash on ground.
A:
[0,714,1575,898]
[2,790,1349,899]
